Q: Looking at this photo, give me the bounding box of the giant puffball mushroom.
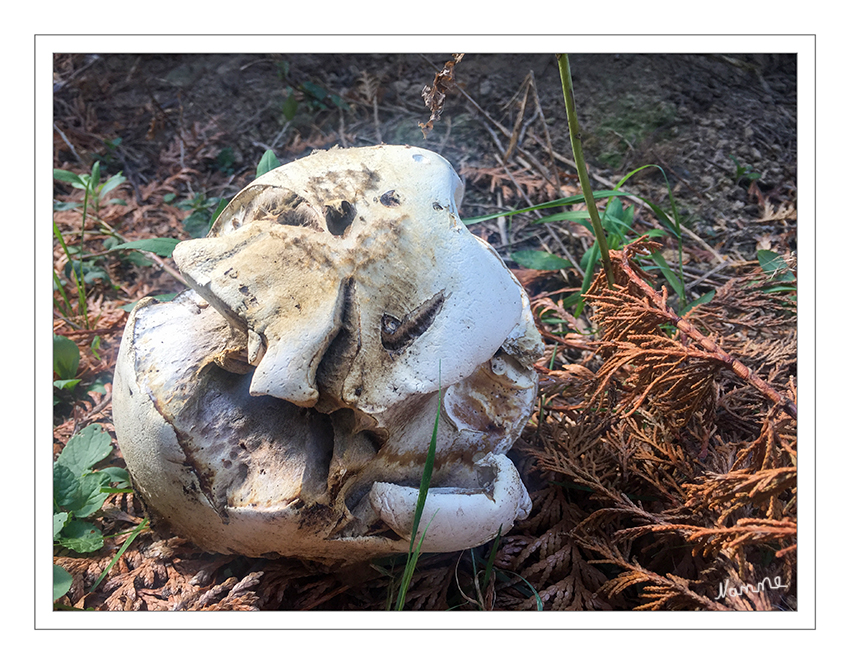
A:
[113,145,544,562]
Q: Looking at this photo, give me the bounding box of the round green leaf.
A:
[73,473,112,518]
[53,334,80,380]
[53,512,69,539]
[53,565,74,601]
[53,463,80,510]
[57,520,103,553]
[56,424,113,477]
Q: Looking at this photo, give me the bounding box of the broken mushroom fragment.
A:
[113,145,544,561]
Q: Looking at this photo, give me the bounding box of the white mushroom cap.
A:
[173,145,524,414]
[113,145,544,561]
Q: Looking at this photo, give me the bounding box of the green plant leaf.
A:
[54,463,111,516]
[54,463,79,510]
[301,80,332,106]
[111,237,181,257]
[256,149,282,178]
[462,189,629,225]
[649,249,686,301]
[89,518,149,593]
[90,161,101,191]
[395,366,441,610]
[53,512,69,539]
[72,473,113,517]
[532,210,592,224]
[762,283,797,294]
[210,198,229,227]
[757,250,795,282]
[56,424,113,478]
[53,565,73,601]
[680,289,716,316]
[512,250,572,271]
[53,334,80,380]
[574,242,600,317]
[122,251,152,268]
[99,172,126,196]
[281,92,299,121]
[98,466,132,489]
[53,378,81,391]
[53,169,83,186]
[81,263,111,285]
[57,519,103,553]
[120,292,179,312]
[183,210,212,238]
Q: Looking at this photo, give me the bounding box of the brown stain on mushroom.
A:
[444,352,537,440]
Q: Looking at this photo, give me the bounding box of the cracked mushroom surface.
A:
[113,145,544,561]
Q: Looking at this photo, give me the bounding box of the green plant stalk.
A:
[53,219,89,327]
[52,270,74,319]
[80,184,90,258]
[557,54,614,288]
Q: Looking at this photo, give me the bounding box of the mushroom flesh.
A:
[112,145,544,561]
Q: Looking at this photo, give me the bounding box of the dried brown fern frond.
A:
[536,363,597,409]
[587,335,721,430]
[581,537,729,611]
[680,467,797,524]
[681,518,797,561]
[573,505,792,610]
[515,236,797,611]
[529,413,624,498]
[493,486,619,610]
[688,264,796,338]
[730,408,797,473]
[587,240,797,420]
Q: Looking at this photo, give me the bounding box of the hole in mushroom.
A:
[380,190,401,207]
[380,291,446,352]
[324,200,356,236]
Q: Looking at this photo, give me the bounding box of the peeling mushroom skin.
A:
[114,145,544,561]
[369,454,533,551]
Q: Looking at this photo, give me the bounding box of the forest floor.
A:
[52,52,797,611]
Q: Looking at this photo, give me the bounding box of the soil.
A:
[52,51,797,611]
[53,52,797,260]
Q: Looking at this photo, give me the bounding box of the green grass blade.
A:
[462,190,630,225]
[480,526,502,602]
[649,248,686,301]
[53,219,89,326]
[680,289,716,315]
[88,518,149,593]
[110,238,180,257]
[512,249,572,271]
[394,363,442,610]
